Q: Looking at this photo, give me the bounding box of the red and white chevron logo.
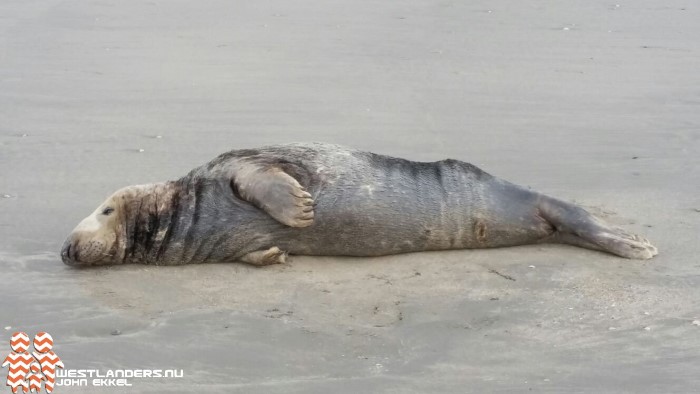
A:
[31,334,52,355]
[8,333,28,355]
[2,332,63,393]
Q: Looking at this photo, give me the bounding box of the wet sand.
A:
[1,0,699,392]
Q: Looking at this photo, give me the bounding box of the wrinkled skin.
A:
[61,184,177,266]
[61,143,657,267]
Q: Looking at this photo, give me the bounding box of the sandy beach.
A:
[1,0,699,392]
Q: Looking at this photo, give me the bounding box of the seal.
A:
[60,142,657,266]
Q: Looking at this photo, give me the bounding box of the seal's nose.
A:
[61,239,76,265]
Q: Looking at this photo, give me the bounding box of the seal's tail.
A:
[537,196,658,260]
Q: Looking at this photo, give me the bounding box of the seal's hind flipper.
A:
[231,164,314,227]
[538,196,658,260]
[240,246,288,266]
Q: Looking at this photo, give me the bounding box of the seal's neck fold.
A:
[120,182,181,264]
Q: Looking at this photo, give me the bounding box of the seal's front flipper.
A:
[232,164,314,227]
[538,196,658,260]
[240,246,288,266]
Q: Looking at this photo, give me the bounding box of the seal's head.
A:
[61,184,172,267]
[61,186,133,266]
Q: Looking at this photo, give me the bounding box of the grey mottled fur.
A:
[62,142,658,266]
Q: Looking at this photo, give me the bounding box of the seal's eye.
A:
[102,207,115,216]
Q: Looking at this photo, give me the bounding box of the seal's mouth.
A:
[61,239,108,267]
[61,240,86,267]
